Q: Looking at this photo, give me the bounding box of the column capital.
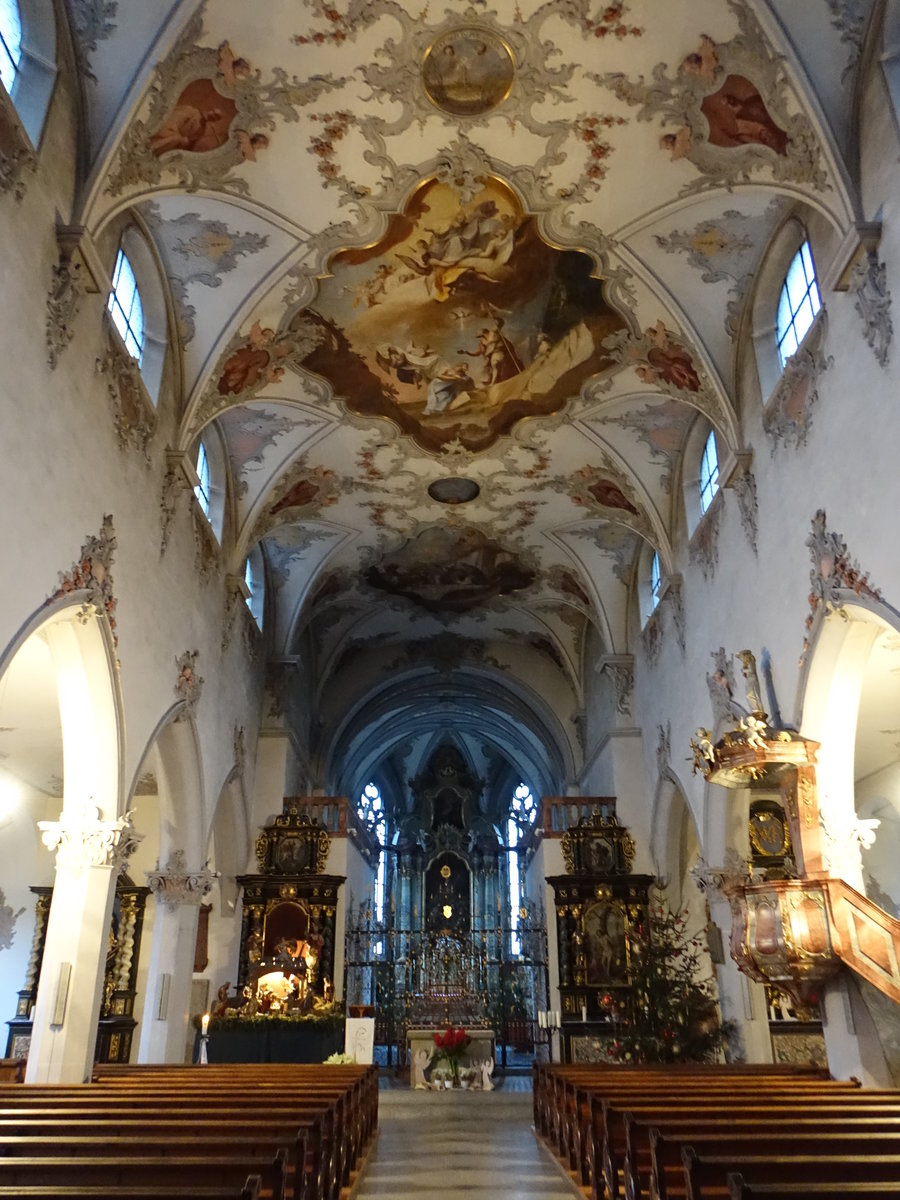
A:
[38,802,142,872]
[146,850,218,910]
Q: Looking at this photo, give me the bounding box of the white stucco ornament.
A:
[146,850,218,910]
[38,802,142,872]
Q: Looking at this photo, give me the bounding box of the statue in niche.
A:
[433,786,464,829]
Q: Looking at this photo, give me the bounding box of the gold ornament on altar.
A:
[561,809,635,876]
[254,807,330,875]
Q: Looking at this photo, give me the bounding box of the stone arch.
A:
[801,601,900,895]
[0,595,126,1082]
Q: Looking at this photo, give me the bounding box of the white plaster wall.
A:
[328,835,376,1002]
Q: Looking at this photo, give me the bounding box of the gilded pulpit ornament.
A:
[689,649,815,787]
[422,28,515,116]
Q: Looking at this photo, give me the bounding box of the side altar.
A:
[207,802,347,1063]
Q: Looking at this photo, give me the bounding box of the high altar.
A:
[344,743,549,1066]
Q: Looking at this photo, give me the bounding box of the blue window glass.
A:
[194,441,211,516]
[699,429,719,515]
[107,249,145,363]
[0,0,22,93]
[508,783,536,955]
[358,783,386,938]
[776,241,821,368]
[649,551,661,612]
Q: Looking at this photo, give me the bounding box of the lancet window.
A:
[0,0,21,91]
[507,782,536,955]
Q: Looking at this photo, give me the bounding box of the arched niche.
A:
[802,603,900,899]
[801,603,900,892]
[0,597,124,1081]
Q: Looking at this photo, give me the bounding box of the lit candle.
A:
[201,1012,210,1036]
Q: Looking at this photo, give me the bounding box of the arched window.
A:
[107,249,145,364]
[698,429,719,515]
[358,782,387,934]
[244,546,264,630]
[649,551,662,613]
[508,782,536,955]
[194,440,211,517]
[0,0,22,92]
[776,241,821,368]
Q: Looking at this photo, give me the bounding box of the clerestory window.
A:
[698,429,719,516]
[776,241,821,368]
[0,0,22,92]
[107,249,145,364]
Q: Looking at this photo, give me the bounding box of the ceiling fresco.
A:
[71,0,869,790]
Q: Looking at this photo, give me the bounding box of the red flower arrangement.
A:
[433,1026,470,1081]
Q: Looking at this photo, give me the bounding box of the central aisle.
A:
[355,1085,583,1198]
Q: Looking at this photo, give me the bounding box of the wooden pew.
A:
[644,1132,900,1200]
[728,1178,900,1200]
[0,1064,378,1200]
[632,1119,900,1200]
[0,1184,262,1200]
[0,1153,290,1199]
[684,1149,900,1200]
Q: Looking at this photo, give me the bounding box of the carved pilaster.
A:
[45,225,106,370]
[160,451,195,554]
[37,802,142,872]
[146,850,217,911]
[726,452,758,553]
[599,655,634,716]
[850,251,893,367]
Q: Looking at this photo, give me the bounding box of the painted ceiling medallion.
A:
[365,526,535,614]
[428,477,480,504]
[290,175,627,453]
[422,27,515,117]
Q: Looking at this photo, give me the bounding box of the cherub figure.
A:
[412,1048,432,1089]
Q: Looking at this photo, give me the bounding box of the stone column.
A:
[26,803,141,1083]
[139,852,217,1064]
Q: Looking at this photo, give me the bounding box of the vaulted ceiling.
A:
[72,0,869,804]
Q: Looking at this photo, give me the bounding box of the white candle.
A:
[581,1005,588,1023]
[201,1012,210,1035]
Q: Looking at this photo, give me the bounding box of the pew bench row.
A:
[0,1062,377,1200]
[533,1061,900,1200]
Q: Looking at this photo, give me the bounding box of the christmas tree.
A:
[601,896,727,1063]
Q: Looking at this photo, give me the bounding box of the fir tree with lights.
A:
[602,895,727,1064]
